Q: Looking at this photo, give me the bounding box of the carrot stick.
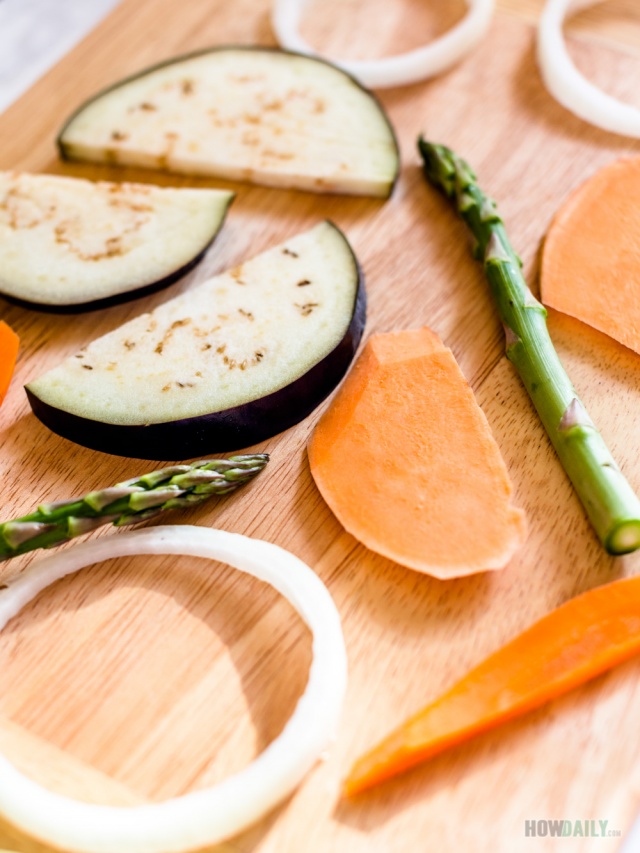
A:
[0,321,19,407]
[345,576,640,795]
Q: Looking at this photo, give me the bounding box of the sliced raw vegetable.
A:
[419,138,640,555]
[0,321,19,407]
[0,172,232,311]
[272,0,495,89]
[345,573,640,795]
[27,221,365,458]
[541,157,640,353]
[538,0,640,138]
[58,46,399,197]
[0,454,268,560]
[308,328,526,578]
[0,525,348,853]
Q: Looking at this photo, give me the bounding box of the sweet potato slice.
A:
[0,321,19,407]
[541,157,640,353]
[308,328,527,579]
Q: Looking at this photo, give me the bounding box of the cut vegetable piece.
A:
[308,328,526,578]
[345,573,640,795]
[0,172,232,311]
[273,0,495,89]
[26,221,365,458]
[0,525,348,852]
[538,0,640,138]
[58,46,399,197]
[0,455,268,560]
[0,321,19,407]
[541,157,640,353]
[420,139,640,556]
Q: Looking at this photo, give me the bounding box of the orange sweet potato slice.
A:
[0,321,19,407]
[308,328,527,578]
[541,157,640,353]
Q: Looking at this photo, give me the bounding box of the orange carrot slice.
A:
[308,328,526,579]
[345,575,640,795]
[0,321,19,407]
[541,157,640,354]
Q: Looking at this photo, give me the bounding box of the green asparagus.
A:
[418,137,640,555]
[0,455,268,560]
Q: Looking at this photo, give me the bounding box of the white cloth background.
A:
[0,0,120,114]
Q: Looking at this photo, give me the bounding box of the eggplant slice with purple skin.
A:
[0,172,233,312]
[57,46,400,198]
[26,221,366,458]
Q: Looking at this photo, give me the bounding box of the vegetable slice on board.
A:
[0,525,347,852]
[26,221,366,458]
[537,0,640,138]
[419,138,640,556]
[272,0,495,89]
[58,46,399,197]
[541,157,640,354]
[308,328,527,578]
[345,573,640,795]
[0,321,19,407]
[0,172,232,311]
[0,455,268,560]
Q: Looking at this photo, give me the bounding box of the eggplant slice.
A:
[0,172,233,311]
[58,47,399,197]
[27,221,366,458]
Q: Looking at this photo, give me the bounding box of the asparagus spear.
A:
[0,455,268,560]
[418,137,640,555]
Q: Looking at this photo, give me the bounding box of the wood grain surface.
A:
[1,1,640,851]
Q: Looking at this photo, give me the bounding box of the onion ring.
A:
[0,525,347,853]
[271,0,495,89]
[538,0,640,137]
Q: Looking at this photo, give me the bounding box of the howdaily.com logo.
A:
[525,820,621,838]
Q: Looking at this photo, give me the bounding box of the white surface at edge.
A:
[0,0,121,115]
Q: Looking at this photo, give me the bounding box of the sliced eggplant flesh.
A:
[0,172,233,310]
[58,47,399,197]
[26,221,366,458]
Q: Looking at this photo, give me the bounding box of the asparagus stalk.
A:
[418,137,640,555]
[0,455,268,560]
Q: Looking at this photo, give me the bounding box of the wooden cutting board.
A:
[1,1,640,851]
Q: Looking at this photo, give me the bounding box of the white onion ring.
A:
[0,525,347,853]
[538,0,640,137]
[271,0,495,89]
